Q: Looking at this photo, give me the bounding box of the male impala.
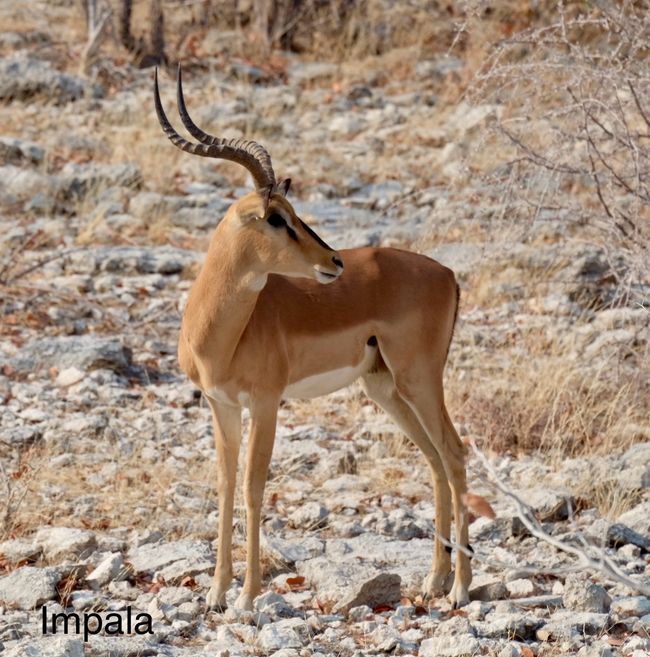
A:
[154,67,473,611]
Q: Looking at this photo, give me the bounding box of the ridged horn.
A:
[153,67,276,191]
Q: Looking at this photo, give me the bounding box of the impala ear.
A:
[237,211,261,225]
[277,178,291,197]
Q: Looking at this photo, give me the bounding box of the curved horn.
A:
[153,67,276,191]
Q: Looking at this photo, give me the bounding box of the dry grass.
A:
[446,317,649,459]
[0,421,219,543]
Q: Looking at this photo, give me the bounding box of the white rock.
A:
[35,527,97,561]
[258,620,303,652]
[348,604,373,621]
[177,600,201,621]
[611,596,650,618]
[474,612,540,640]
[617,501,650,536]
[469,573,508,601]
[0,566,61,608]
[20,408,48,422]
[3,636,84,657]
[419,634,480,657]
[624,637,650,653]
[127,539,213,574]
[498,645,522,657]
[86,552,125,588]
[576,643,614,657]
[70,590,104,610]
[56,367,85,386]
[298,551,401,614]
[262,534,325,565]
[328,115,363,137]
[158,557,215,582]
[520,487,570,521]
[563,575,611,613]
[506,578,535,598]
[288,502,328,529]
[0,538,41,563]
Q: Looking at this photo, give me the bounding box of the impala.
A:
[154,66,474,611]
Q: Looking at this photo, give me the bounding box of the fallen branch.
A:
[463,439,650,597]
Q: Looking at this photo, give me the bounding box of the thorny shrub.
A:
[467,2,650,303]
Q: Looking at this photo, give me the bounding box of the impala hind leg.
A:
[234,397,278,611]
[440,405,472,607]
[361,370,453,597]
[205,399,242,610]
[378,340,471,608]
[399,384,471,608]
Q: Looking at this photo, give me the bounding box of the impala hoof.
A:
[449,581,470,608]
[421,570,451,599]
[205,586,227,611]
[234,591,255,611]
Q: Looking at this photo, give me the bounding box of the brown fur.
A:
[177,189,471,611]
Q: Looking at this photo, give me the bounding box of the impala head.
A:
[154,65,343,285]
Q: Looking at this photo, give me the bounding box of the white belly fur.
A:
[284,344,377,399]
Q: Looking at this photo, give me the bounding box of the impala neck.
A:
[182,223,266,383]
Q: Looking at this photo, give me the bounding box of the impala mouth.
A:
[314,266,341,284]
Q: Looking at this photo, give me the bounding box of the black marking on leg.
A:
[452,601,458,610]
[367,335,377,346]
[445,545,452,554]
[467,543,474,558]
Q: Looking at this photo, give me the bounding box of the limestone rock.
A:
[617,502,650,536]
[0,55,95,104]
[0,566,61,608]
[288,502,329,529]
[611,596,650,618]
[419,635,480,657]
[262,534,325,565]
[127,539,213,575]
[35,527,97,561]
[474,612,541,640]
[0,538,41,563]
[607,523,650,552]
[562,575,611,613]
[298,553,401,614]
[258,618,309,652]
[11,336,132,374]
[86,552,126,588]
[3,636,84,657]
[520,488,571,521]
[470,574,509,602]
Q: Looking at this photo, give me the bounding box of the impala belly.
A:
[284,343,377,399]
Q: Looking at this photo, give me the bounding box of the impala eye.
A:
[267,213,286,228]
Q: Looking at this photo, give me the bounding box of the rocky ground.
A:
[1,3,649,656]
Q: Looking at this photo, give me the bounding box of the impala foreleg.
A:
[206,399,242,610]
[234,397,278,611]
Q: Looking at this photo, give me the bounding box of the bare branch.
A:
[467,439,650,597]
